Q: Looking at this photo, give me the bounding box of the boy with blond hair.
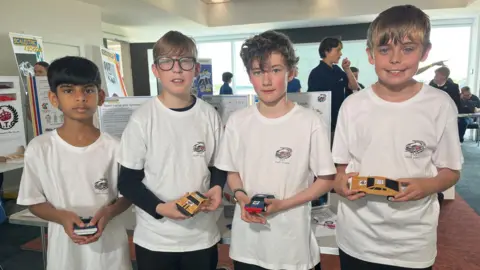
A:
[117,31,226,270]
[333,5,463,270]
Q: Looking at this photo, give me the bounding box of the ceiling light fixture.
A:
[201,0,231,4]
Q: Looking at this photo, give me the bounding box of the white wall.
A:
[0,0,103,76]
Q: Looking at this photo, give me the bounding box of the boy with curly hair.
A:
[215,30,336,270]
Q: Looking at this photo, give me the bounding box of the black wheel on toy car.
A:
[387,196,394,201]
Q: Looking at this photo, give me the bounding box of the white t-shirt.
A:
[215,104,336,270]
[17,130,131,270]
[332,85,463,268]
[118,97,223,252]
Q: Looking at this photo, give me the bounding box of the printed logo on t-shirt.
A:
[404,140,426,158]
[275,147,292,164]
[193,142,206,157]
[317,94,327,102]
[94,178,108,193]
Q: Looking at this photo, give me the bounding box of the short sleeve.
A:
[17,147,47,206]
[432,101,463,170]
[209,112,224,166]
[214,118,238,172]
[332,104,350,164]
[310,116,336,176]
[118,118,147,170]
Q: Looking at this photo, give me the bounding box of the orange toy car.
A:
[349,176,405,201]
[176,192,209,216]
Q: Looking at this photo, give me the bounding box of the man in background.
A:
[458,86,480,143]
[429,66,461,110]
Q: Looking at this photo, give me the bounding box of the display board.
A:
[100,47,127,97]
[98,97,151,138]
[193,59,213,98]
[202,95,250,125]
[27,76,63,136]
[0,77,26,157]
[9,33,45,93]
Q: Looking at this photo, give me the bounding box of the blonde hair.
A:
[367,5,431,53]
[152,31,197,61]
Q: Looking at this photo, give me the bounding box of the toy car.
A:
[176,191,209,217]
[349,176,405,201]
[73,217,98,236]
[244,194,275,214]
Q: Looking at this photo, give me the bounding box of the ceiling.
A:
[76,0,480,42]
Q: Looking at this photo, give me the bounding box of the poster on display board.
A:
[9,33,45,92]
[202,95,250,125]
[100,47,127,97]
[0,76,26,158]
[99,97,151,139]
[27,76,63,136]
[193,59,212,98]
[202,94,251,204]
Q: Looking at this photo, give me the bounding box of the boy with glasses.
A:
[117,31,226,270]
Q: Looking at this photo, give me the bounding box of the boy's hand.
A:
[333,172,365,201]
[59,210,89,244]
[201,186,222,212]
[263,198,286,216]
[156,201,189,220]
[236,193,266,224]
[342,58,351,70]
[83,206,113,244]
[394,178,435,202]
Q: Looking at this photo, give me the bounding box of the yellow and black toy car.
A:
[349,176,406,201]
[176,192,209,216]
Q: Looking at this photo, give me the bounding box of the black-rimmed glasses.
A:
[155,57,196,71]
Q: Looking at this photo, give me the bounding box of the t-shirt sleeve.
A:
[332,104,350,164]
[310,116,336,176]
[118,117,147,170]
[209,111,224,166]
[432,100,464,170]
[17,146,47,206]
[214,118,238,172]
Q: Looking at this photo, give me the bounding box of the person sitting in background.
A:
[458,86,480,143]
[220,72,233,95]
[429,66,461,110]
[350,67,364,89]
[34,61,49,76]
[287,66,302,92]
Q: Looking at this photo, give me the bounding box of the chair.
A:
[466,122,480,146]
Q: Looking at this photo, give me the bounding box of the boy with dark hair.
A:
[117,30,226,270]
[333,5,463,270]
[215,30,335,270]
[17,56,132,270]
[308,36,359,133]
[349,66,365,89]
[220,72,233,95]
[429,66,461,110]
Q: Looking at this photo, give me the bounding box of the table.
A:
[0,162,24,174]
[10,202,339,270]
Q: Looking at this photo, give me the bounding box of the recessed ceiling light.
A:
[201,0,231,4]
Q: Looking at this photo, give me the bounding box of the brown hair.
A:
[152,31,197,61]
[435,66,450,78]
[240,30,299,72]
[367,5,431,52]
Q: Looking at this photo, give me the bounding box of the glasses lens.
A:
[157,58,174,71]
[179,58,195,71]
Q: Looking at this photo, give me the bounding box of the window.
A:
[233,41,255,95]
[414,26,471,88]
[197,42,232,95]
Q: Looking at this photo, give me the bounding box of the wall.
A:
[0,0,103,192]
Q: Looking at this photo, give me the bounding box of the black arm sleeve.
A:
[118,165,164,219]
[209,166,227,190]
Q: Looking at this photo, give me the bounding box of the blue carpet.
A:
[456,141,480,215]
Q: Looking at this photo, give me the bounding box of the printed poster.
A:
[100,47,127,97]
[27,76,63,136]
[0,76,26,156]
[202,95,250,125]
[9,33,45,93]
[193,59,212,98]
[99,97,151,138]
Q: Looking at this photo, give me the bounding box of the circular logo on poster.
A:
[0,105,19,130]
